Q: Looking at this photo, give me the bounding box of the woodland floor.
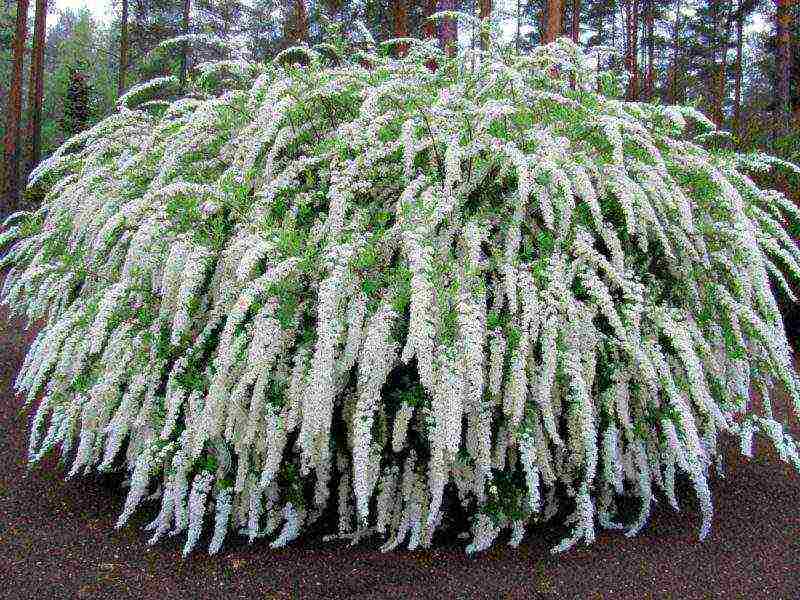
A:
[1,287,799,599]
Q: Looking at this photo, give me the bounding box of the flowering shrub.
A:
[4,20,800,557]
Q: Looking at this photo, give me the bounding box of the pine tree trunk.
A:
[424,0,438,70]
[479,0,491,50]
[393,0,409,56]
[118,0,129,96]
[775,0,794,137]
[3,0,30,218]
[668,0,683,104]
[624,0,640,100]
[733,2,744,137]
[26,0,47,174]
[543,0,563,44]
[179,0,191,91]
[644,0,654,100]
[424,0,437,39]
[571,0,580,43]
[438,0,458,57]
[709,0,725,128]
[295,0,309,42]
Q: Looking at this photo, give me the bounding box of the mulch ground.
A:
[1,301,799,599]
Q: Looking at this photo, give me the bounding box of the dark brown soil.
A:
[1,299,799,600]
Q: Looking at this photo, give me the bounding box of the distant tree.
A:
[393,0,409,56]
[543,0,563,44]
[27,0,48,173]
[285,0,309,44]
[642,0,654,100]
[775,0,795,135]
[478,0,491,49]
[3,0,29,218]
[667,0,684,105]
[180,0,191,90]
[119,0,129,96]
[733,0,746,137]
[623,0,639,100]
[571,0,580,43]
[62,66,93,138]
[438,0,457,56]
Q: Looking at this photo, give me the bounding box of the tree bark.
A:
[393,0,409,56]
[775,0,794,137]
[26,0,47,174]
[3,0,30,217]
[118,0,129,96]
[543,0,563,44]
[295,0,309,42]
[668,0,683,104]
[438,0,458,57]
[623,0,639,101]
[423,0,438,70]
[733,2,744,137]
[643,0,654,100]
[179,0,191,90]
[709,0,726,128]
[479,0,491,50]
[571,0,580,43]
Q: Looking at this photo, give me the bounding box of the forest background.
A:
[2,0,799,216]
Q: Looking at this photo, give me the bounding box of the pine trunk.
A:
[3,0,30,217]
[644,0,654,100]
[295,0,309,42]
[668,0,683,104]
[543,0,563,44]
[26,0,47,174]
[624,0,640,101]
[479,0,491,50]
[733,3,744,137]
[423,0,438,70]
[438,0,458,56]
[775,0,794,137]
[179,0,191,90]
[393,0,409,56]
[118,0,129,96]
[571,0,580,43]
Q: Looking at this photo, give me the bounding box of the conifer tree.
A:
[26,0,48,174]
[3,0,29,219]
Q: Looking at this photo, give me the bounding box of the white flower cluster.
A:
[4,26,800,559]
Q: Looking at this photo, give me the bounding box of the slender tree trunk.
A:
[643,0,654,100]
[668,0,683,104]
[3,0,30,217]
[709,0,724,128]
[424,0,438,70]
[393,0,409,56]
[118,0,129,96]
[571,0,580,43]
[26,0,47,174]
[516,0,521,52]
[179,0,191,90]
[295,0,309,42]
[775,0,794,137]
[624,0,640,100]
[596,5,604,91]
[438,0,458,57]
[733,2,744,137]
[479,0,491,50]
[543,0,563,43]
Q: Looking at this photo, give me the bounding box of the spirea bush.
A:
[4,20,800,557]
